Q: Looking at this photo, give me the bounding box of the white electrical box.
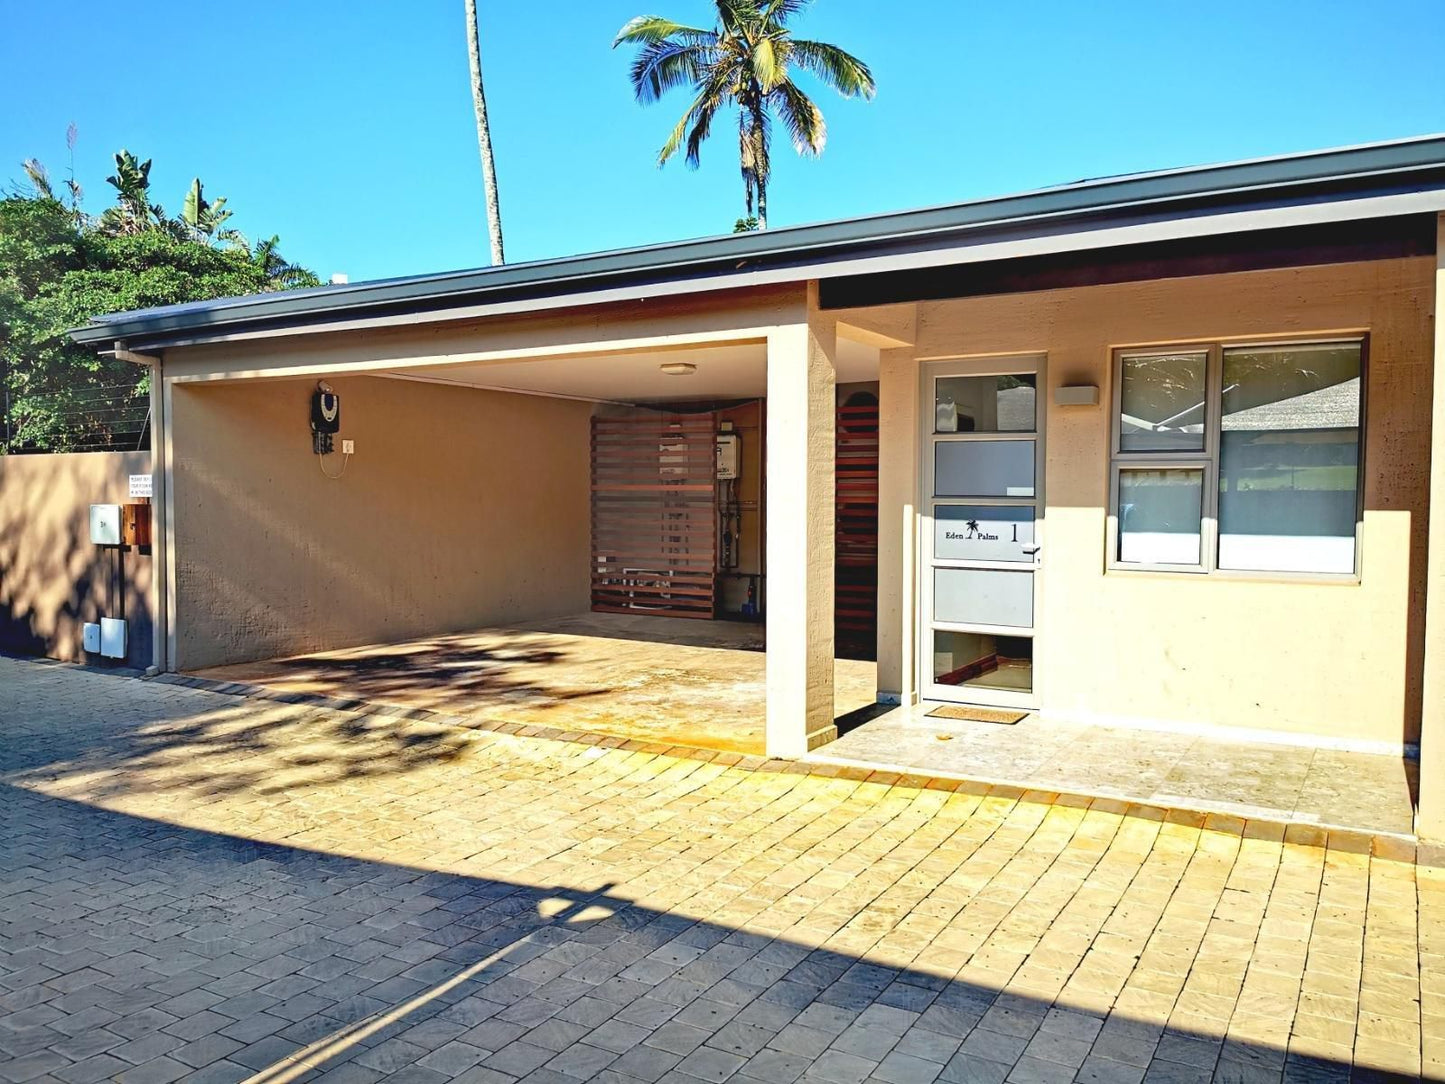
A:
[90,504,122,545]
[83,623,101,653]
[100,618,127,660]
[715,434,741,480]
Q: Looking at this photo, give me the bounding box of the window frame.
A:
[1105,336,1368,581]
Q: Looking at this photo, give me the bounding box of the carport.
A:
[125,283,897,756]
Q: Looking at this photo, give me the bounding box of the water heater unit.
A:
[715,433,740,480]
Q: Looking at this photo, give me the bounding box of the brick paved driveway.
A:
[0,657,1438,1083]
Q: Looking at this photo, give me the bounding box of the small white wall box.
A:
[1054,384,1100,407]
[89,504,122,545]
[82,623,101,654]
[715,433,741,479]
[100,618,127,660]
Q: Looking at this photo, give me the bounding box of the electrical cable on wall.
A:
[317,450,351,479]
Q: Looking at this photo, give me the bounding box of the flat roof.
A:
[71,134,1445,349]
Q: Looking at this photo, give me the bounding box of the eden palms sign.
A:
[936,507,1034,562]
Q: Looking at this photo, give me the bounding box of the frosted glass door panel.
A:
[935,441,1035,497]
[933,567,1034,628]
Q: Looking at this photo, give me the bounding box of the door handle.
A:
[1022,544,1042,555]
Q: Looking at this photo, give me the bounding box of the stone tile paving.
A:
[819,711,1418,837]
[0,656,1439,1084]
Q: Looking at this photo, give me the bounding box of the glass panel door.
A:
[921,359,1043,707]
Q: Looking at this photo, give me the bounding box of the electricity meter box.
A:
[90,504,122,545]
[715,433,741,480]
[83,619,128,659]
[100,618,127,659]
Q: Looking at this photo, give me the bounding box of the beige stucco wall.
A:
[1416,216,1445,839]
[0,451,155,668]
[169,375,592,669]
[875,256,1434,749]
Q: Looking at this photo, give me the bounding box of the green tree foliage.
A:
[0,148,319,452]
[180,178,235,242]
[615,0,875,229]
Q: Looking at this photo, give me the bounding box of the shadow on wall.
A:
[170,376,593,670]
[0,451,153,669]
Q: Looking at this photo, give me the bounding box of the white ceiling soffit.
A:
[380,339,879,403]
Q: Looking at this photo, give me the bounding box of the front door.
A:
[920,357,1043,708]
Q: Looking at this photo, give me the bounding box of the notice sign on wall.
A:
[129,474,153,499]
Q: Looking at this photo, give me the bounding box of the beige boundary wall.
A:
[875,256,1435,751]
[169,375,593,670]
[0,450,155,669]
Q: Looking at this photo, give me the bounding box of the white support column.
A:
[149,363,169,674]
[1418,213,1445,842]
[765,299,837,757]
[876,348,918,705]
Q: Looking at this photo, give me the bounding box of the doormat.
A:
[927,705,1029,725]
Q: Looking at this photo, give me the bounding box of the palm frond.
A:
[788,38,876,98]
[659,89,718,167]
[683,101,720,168]
[714,0,754,34]
[627,39,712,102]
[751,36,783,90]
[768,80,826,154]
[613,15,715,47]
[662,58,735,167]
[217,228,249,252]
[22,159,54,199]
[762,0,810,23]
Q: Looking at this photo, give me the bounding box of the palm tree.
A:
[251,235,317,290]
[464,0,505,264]
[614,0,875,229]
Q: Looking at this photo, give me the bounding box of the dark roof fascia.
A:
[818,214,1439,309]
[69,135,1445,348]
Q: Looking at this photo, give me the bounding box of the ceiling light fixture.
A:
[659,362,697,376]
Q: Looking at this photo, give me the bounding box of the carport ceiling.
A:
[381,339,879,404]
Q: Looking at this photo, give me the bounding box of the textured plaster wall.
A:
[170,375,592,670]
[876,256,1435,748]
[764,308,838,755]
[1417,217,1445,838]
[0,451,154,668]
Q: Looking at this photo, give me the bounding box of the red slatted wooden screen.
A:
[591,414,719,619]
[836,400,880,656]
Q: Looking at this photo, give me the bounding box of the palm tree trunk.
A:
[738,112,755,219]
[465,0,505,265]
[752,117,768,230]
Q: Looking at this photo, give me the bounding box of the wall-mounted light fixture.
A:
[1054,384,1100,406]
[659,362,697,376]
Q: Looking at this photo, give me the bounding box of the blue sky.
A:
[3,1,1442,283]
